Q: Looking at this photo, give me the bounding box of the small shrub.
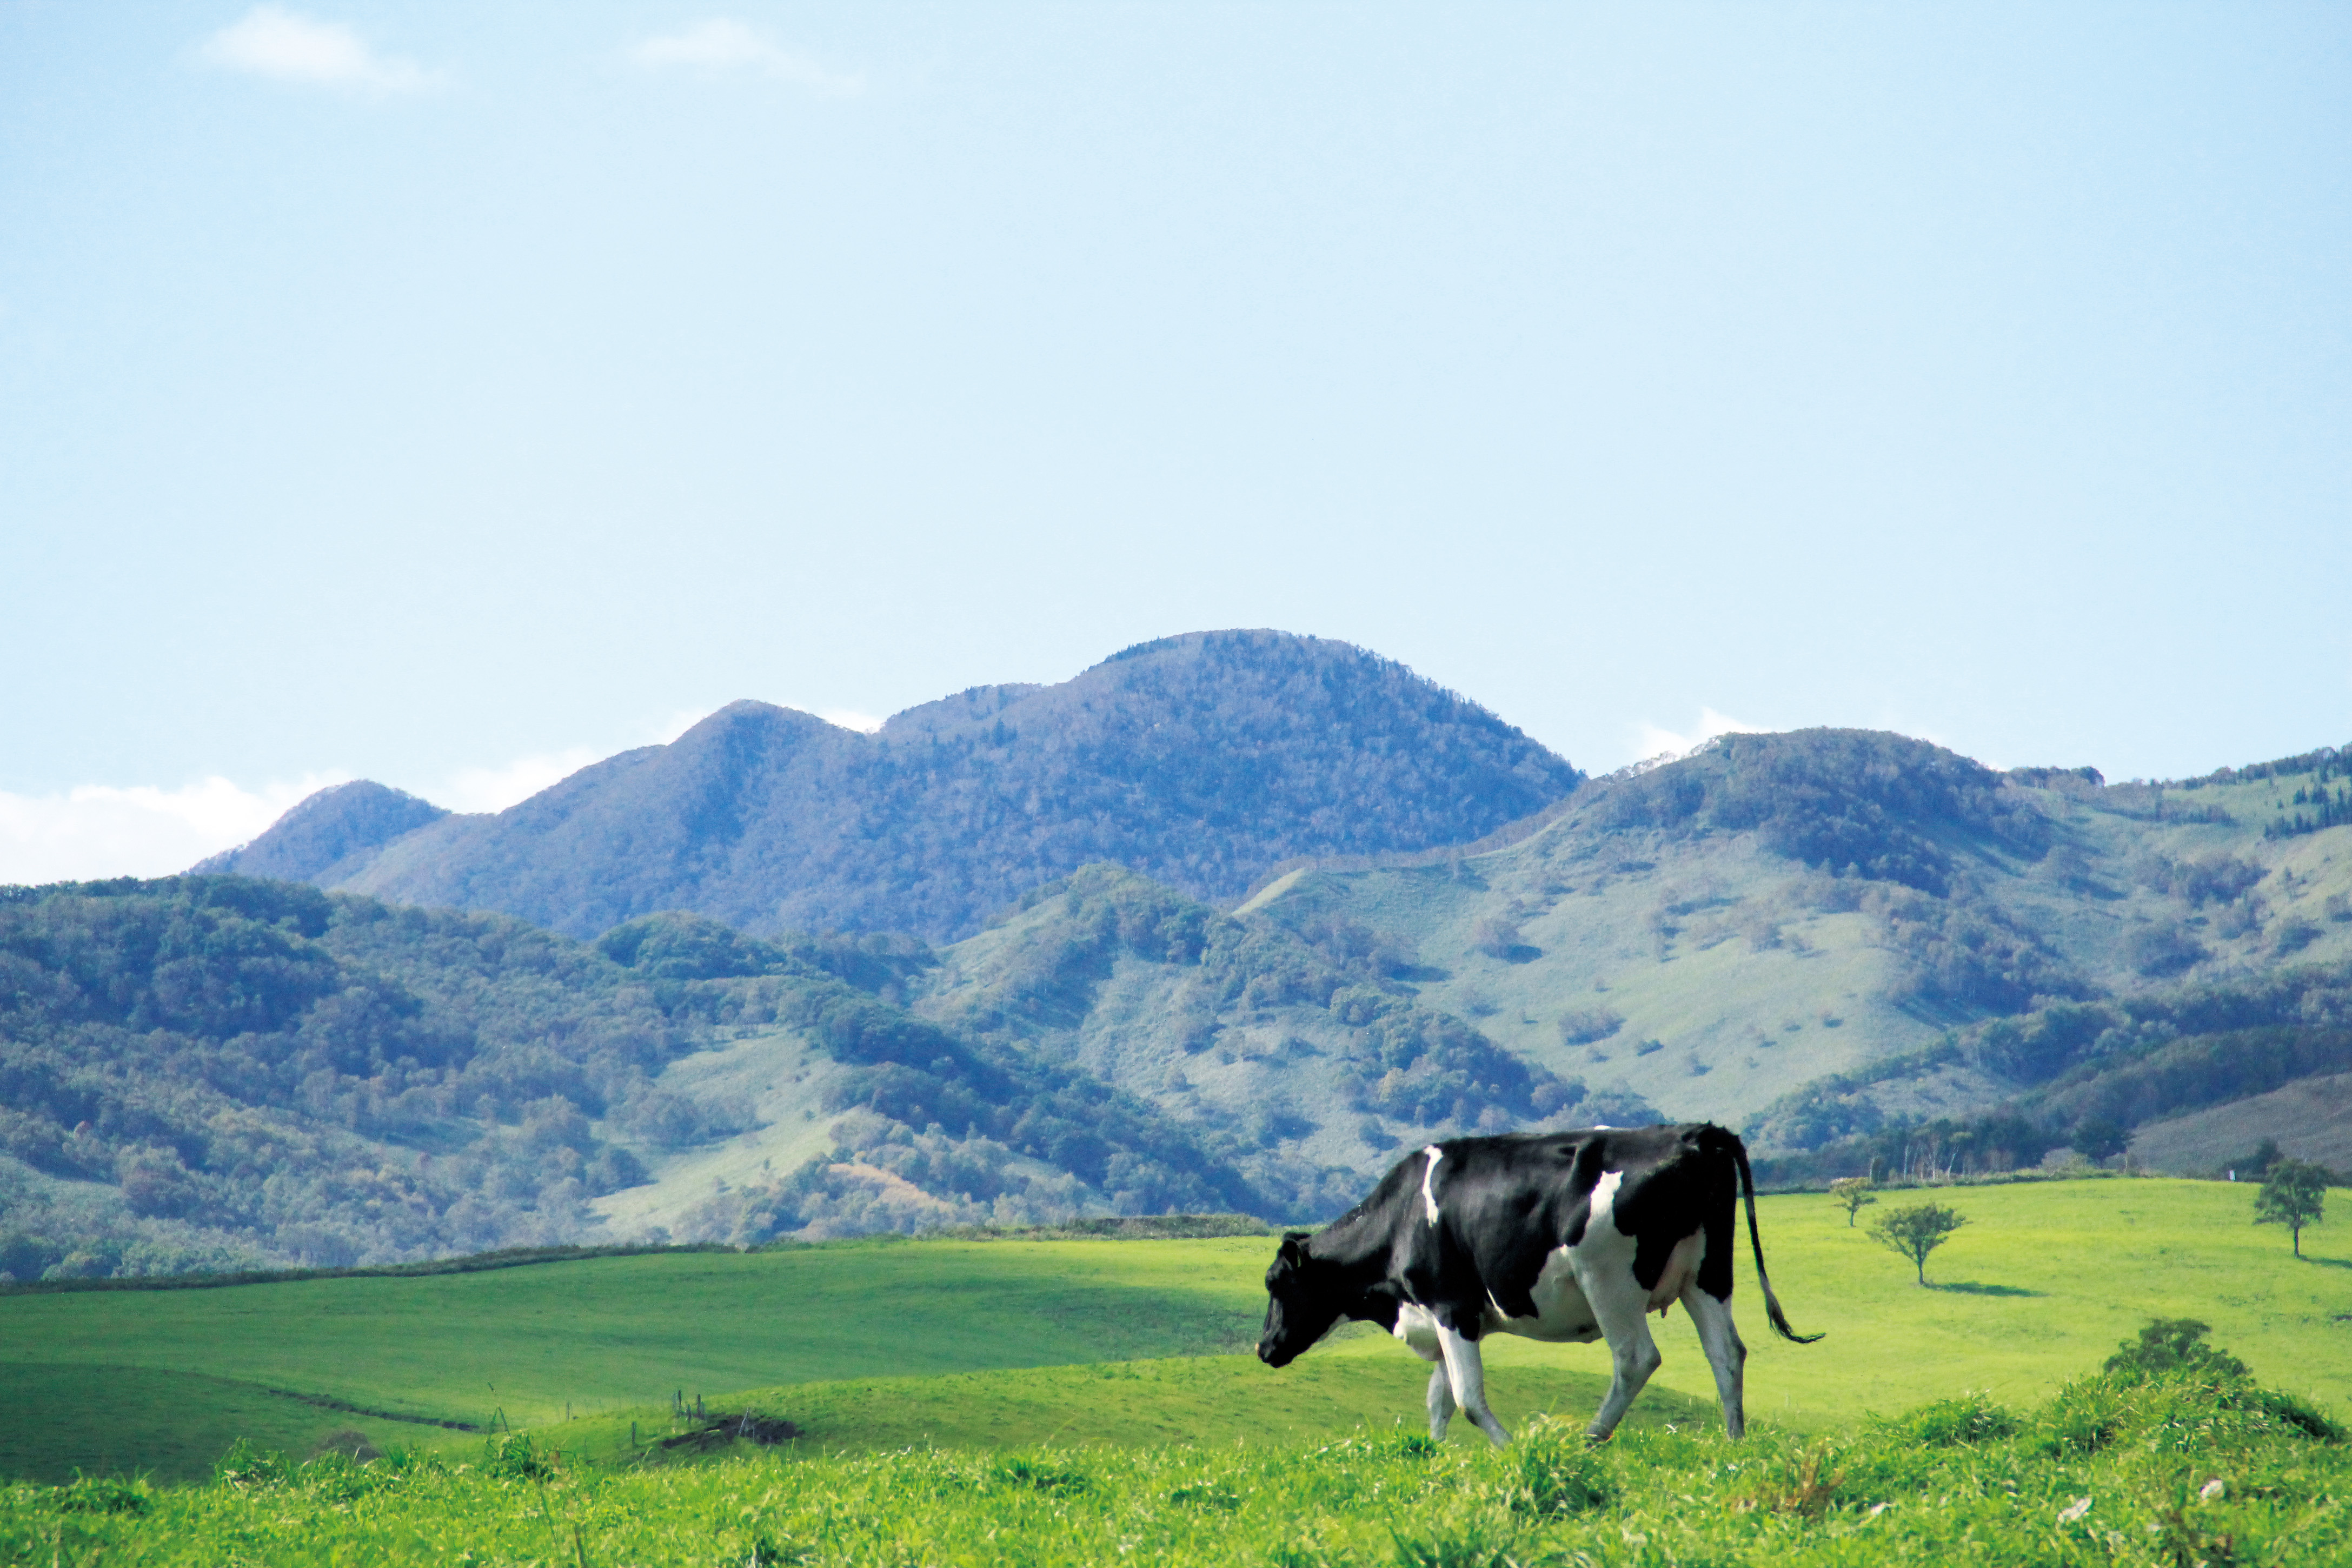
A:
[1887,1392,2016,1447]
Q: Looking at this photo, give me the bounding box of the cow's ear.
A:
[1277,1230,1311,1264]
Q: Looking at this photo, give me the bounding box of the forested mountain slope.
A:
[0,878,1295,1280]
[200,632,1579,942]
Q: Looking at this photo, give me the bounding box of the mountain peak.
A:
[194,780,447,885]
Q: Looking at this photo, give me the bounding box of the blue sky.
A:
[3,3,2348,880]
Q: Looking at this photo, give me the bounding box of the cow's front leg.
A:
[1680,1283,1748,1439]
[1434,1324,1510,1447]
[1579,1268,1662,1443]
[1424,1361,1456,1440]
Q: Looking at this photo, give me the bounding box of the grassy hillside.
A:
[216,630,1580,942]
[10,1179,2351,1485]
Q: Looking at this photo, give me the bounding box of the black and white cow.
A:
[1257,1122,1817,1445]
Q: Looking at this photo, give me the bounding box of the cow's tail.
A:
[1728,1128,1822,1345]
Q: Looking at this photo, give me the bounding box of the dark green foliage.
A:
[0,876,693,1273]
[2103,1319,2251,1383]
[241,632,1581,942]
[1590,728,2048,896]
[2070,1115,2127,1161]
[1866,1200,1967,1284]
[954,866,1585,1133]
[2127,922,2209,978]
[0,875,1292,1274]
[1858,880,2081,1012]
[2132,852,2264,908]
[2256,1159,2328,1255]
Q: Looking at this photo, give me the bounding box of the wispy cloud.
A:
[198,6,443,94]
[1630,706,1759,766]
[628,19,864,96]
[0,773,348,886]
[432,748,599,815]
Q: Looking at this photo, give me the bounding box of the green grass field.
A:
[10,1370,2348,1566]
[4,1179,2349,1486]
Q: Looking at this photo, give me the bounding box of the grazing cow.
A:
[1256,1122,1817,1445]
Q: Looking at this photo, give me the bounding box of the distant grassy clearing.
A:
[0,1238,1271,1434]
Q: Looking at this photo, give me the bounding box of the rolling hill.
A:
[6,1180,2350,1485]
[198,630,1580,942]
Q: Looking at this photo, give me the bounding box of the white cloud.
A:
[821,709,884,734]
[1629,706,1759,767]
[0,773,349,886]
[628,19,864,96]
[430,748,600,815]
[198,6,442,94]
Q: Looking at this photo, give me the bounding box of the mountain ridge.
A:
[201,630,1580,942]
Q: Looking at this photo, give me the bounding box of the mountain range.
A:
[6,629,2350,1278]
[198,630,1577,942]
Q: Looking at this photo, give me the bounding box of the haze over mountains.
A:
[6,629,2351,1278]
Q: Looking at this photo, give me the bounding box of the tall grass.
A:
[8,1370,2344,1566]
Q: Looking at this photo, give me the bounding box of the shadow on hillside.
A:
[1932,1281,2044,1297]
[2299,1255,2352,1271]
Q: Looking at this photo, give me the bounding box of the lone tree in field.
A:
[2256,1159,2328,1257]
[1829,1177,1877,1227]
[1868,1200,1968,1285]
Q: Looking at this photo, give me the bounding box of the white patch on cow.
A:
[1393,1301,1443,1361]
[1647,1229,1705,1313]
[1589,1167,1624,1221]
[1420,1145,1444,1226]
[1483,1245,1602,1344]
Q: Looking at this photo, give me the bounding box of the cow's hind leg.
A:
[1424,1361,1456,1440]
[1681,1284,1749,1439]
[1435,1324,1510,1447]
[1579,1268,1662,1443]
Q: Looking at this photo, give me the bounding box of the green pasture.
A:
[509,1354,1712,1471]
[10,1370,2350,1567]
[4,1179,2350,1485]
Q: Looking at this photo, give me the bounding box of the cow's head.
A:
[1257,1230,1345,1367]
